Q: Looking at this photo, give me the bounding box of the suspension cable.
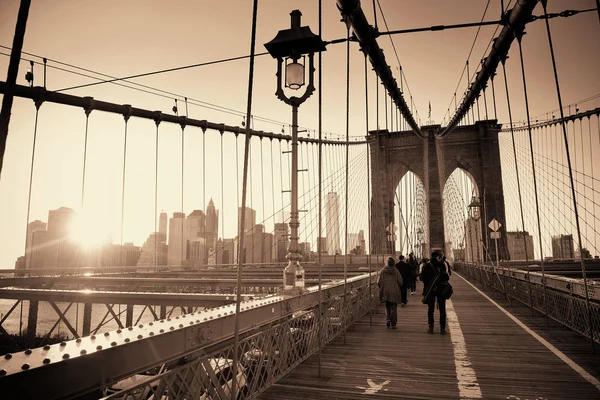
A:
[120,111,131,266]
[517,35,549,329]
[23,102,41,270]
[153,119,160,268]
[364,51,373,326]
[542,1,594,352]
[232,0,259,395]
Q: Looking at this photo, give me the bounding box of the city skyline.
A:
[0,1,597,268]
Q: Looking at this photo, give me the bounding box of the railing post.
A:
[25,300,38,345]
[82,303,92,336]
[126,305,133,327]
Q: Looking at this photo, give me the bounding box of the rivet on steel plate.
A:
[4,353,12,359]
[43,358,51,364]
[60,342,67,346]
[96,345,102,350]
[137,335,143,339]
[21,364,30,370]
[43,345,50,351]
[62,354,70,360]
[24,349,32,355]
[80,350,87,355]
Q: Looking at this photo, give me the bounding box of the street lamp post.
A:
[468,195,482,264]
[265,10,326,292]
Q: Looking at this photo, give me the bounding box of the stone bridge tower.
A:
[369,120,508,262]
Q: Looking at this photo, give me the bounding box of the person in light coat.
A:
[378,257,404,329]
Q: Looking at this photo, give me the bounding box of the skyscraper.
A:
[158,212,167,242]
[552,234,575,259]
[238,206,256,234]
[205,199,219,236]
[167,212,186,266]
[274,222,289,262]
[326,192,341,255]
[46,207,77,268]
[25,220,46,269]
[506,231,534,261]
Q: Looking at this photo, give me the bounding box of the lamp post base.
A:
[283,261,305,292]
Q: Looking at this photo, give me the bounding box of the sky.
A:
[0,0,598,267]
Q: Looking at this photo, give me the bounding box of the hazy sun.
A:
[68,212,112,250]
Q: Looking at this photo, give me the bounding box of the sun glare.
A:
[68,213,112,251]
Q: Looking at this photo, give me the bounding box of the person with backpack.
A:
[378,256,403,329]
[421,251,452,335]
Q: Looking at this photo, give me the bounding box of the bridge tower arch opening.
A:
[393,171,427,259]
[443,167,480,263]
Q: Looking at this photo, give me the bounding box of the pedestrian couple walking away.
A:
[421,250,453,335]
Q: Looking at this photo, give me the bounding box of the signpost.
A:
[489,218,502,268]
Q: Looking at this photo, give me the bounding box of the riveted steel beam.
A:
[439,0,539,136]
[0,273,376,399]
[0,288,243,307]
[336,0,424,138]
[0,82,368,145]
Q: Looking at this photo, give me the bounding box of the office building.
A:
[506,231,534,261]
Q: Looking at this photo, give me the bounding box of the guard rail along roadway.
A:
[0,271,379,399]
[454,262,600,344]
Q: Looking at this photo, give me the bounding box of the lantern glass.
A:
[286,58,305,90]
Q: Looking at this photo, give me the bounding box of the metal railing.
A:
[0,272,379,399]
[455,262,600,344]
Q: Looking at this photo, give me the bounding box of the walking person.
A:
[421,251,451,335]
[378,257,403,329]
[395,255,411,306]
[408,252,419,294]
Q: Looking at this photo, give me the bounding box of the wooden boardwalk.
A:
[259,273,600,400]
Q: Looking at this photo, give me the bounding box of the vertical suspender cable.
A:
[181,125,185,264]
[23,103,41,270]
[318,0,324,373]
[491,73,498,120]
[154,120,159,268]
[221,133,225,265]
[343,23,350,345]
[364,52,373,326]
[542,1,594,352]
[501,60,533,310]
[76,110,91,268]
[120,111,130,267]
[232,0,258,397]
[260,138,266,261]
[203,130,206,264]
[517,36,549,329]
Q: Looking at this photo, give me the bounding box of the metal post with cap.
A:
[264,10,326,293]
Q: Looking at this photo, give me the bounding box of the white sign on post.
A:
[488,218,502,232]
[490,232,501,239]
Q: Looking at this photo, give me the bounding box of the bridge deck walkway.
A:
[259,273,600,399]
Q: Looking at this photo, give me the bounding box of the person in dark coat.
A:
[408,253,419,295]
[395,255,411,306]
[421,251,450,335]
[378,257,403,329]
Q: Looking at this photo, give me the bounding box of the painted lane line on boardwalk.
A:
[456,272,600,392]
[447,299,483,399]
